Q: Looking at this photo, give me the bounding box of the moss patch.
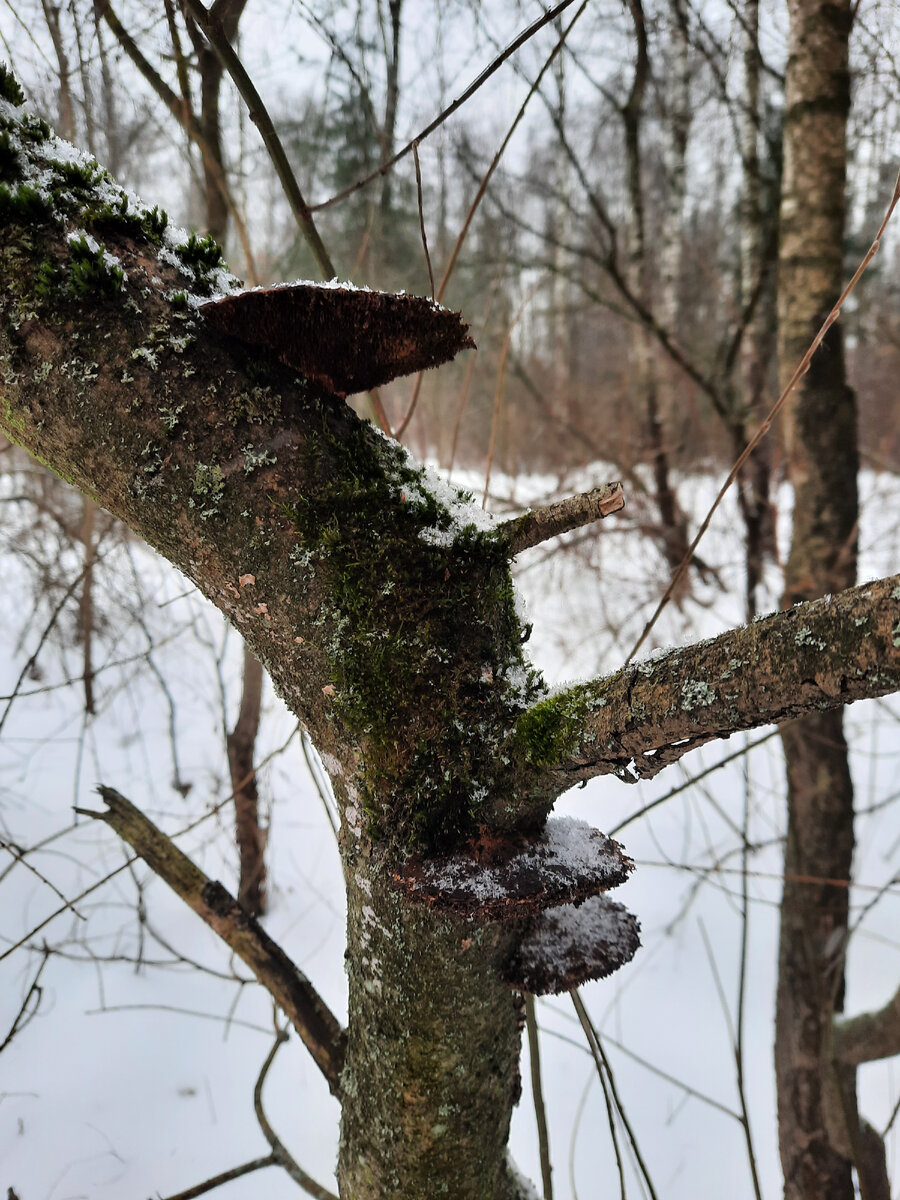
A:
[281,418,539,848]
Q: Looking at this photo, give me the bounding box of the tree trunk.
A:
[775,2,857,1197]
[338,852,525,1198]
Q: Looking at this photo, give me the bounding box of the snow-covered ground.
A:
[1,464,899,1200]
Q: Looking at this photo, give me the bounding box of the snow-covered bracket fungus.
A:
[502,895,641,995]
[392,816,641,994]
[199,282,475,397]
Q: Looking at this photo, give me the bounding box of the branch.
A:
[253,1029,339,1200]
[75,787,346,1092]
[180,0,335,279]
[498,482,624,555]
[834,983,900,1066]
[309,0,580,212]
[510,574,900,811]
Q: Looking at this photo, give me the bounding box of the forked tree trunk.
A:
[775,1,858,1197]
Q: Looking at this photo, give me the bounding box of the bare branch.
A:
[310,0,581,213]
[834,984,900,1066]
[510,574,900,813]
[253,1029,339,1200]
[159,1155,278,1200]
[498,482,624,555]
[180,0,336,279]
[75,787,346,1092]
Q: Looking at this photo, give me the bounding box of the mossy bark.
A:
[339,839,525,1199]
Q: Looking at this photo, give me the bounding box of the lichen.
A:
[190,462,226,519]
[681,679,716,710]
[278,418,540,848]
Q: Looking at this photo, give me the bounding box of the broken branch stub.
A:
[200,284,474,396]
[392,817,633,921]
[502,895,641,994]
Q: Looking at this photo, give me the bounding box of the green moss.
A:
[280,417,538,849]
[66,235,123,300]
[85,193,168,244]
[514,690,590,767]
[51,158,102,196]
[0,182,52,225]
[0,130,19,183]
[174,232,224,293]
[0,63,25,107]
[34,258,62,298]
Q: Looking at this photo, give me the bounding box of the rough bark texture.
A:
[775,3,857,1197]
[2,91,898,1198]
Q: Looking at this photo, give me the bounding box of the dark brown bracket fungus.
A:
[502,895,641,995]
[200,283,475,396]
[391,817,633,922]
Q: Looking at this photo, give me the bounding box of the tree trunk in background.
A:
[775,2,857,1197]
[622,0,690,580]
[737,0,778,618]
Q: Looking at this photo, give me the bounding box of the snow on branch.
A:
[497,482,624,555]
[501,896,640,995]
[511,574,900,813]
[392,817,632,920]
[75,787,347,1092]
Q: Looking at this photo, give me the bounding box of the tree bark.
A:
[3,94,898,1198]
[775,2,858,1197]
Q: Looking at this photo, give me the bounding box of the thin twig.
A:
[572,990,659,1200]
[159,1154,278,1200]
[395,0,588,439]
[0,840,86,919]
[608,729,780,836]
[253,1027,339,1200]
[626,165,900,664]
[0,946,50,1054]
[736,758,765,1200]
[525,996,554,1200]
[412,141,435,299]
[310,0,581,213]
[181,0,335,279]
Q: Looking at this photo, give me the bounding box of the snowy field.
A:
[1,463,899,1200]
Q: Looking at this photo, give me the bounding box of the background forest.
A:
[1,1,900,1198]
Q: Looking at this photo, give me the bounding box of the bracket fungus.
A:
[392,817,633,921]
[502,895,641,994]
[200,282,474,396]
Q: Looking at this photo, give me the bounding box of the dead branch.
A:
[834,983,900,1066]
[75,787,346,1092]
[498,482,624,555]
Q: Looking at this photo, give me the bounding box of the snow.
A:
[0,461,899,1200]
[404,817,630,909]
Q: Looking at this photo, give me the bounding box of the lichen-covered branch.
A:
[508,575,900,815]
[834,983,900,1066]
[497,482,624,555]
[75,787,346,1091]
